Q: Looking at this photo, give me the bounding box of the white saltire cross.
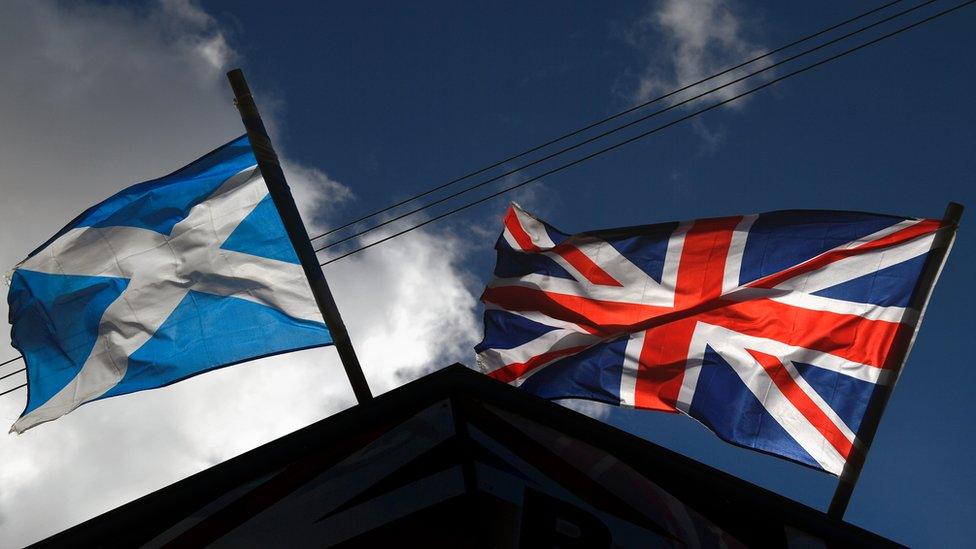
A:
[12,167,321,432]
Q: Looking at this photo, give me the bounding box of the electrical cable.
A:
[318,0,974,267]
[305,0,906,244]
[0,382,26,398]
[313,0,938,254]
[0,357,26,396]
[0,367,25,382]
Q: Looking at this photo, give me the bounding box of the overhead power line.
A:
[306,0,907,245]
[0,366,25,382]
[318,0,975,267]
[312,0,937,254]
[0,383,26,398]
[0,356,26,397]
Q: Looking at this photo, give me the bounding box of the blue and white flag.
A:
[7,136,332,433]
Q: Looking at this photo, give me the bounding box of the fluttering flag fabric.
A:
[7,136,331,433]
[476,203,951,475]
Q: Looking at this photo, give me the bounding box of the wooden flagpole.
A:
[226,68,373,404]
[827,201,963,519]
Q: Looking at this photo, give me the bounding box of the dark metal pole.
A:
[827,202,963,519]
[226,68,373,404]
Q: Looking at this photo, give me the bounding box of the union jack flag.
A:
[475,204,954,475]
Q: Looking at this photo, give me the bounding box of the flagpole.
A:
[827,201,963,520]
[226,68,373,404]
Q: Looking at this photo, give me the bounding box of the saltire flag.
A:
[475,203,955,475]
[7,136,331,433]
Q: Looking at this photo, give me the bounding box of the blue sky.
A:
[210,2,975,542]
[0,1,973,545]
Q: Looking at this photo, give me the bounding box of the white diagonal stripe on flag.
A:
[770,230,936,294]
[12,167,313,433]
[704,337,848,474]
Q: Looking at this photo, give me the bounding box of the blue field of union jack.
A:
[476,204,951,475]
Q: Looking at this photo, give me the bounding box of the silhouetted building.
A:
[36,364,896,548]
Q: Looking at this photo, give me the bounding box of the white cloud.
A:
[284,159,355,232]
[159,0,235,71]
[329,225,482,392]
[628,0,766,104]
[623,0,767,147]
[0,1,481,545]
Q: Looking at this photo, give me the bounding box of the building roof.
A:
[35,364,897,548]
